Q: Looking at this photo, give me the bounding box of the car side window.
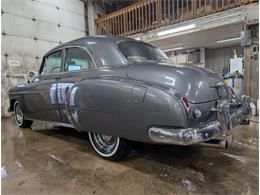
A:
[41,51,62,75]
[64,47,95,72]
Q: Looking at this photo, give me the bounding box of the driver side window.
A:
[41,50,62,75]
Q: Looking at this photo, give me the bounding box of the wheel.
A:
[14,101,33,128]
[88,132,130,161]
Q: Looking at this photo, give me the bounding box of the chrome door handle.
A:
[53,76,61,80]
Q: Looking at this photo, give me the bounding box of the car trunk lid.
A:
[126,62,228,103]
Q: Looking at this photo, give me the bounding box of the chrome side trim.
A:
[25,118,75,129]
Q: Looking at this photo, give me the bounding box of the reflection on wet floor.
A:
[1,117,259,195]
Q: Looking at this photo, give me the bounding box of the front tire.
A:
[14,101,33,128]
[88,132,130,161]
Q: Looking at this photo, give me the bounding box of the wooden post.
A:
[177,0,179,20]
[172,0,175,22]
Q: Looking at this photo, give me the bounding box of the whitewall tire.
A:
[88,132,130,161]
[14,101,33,128]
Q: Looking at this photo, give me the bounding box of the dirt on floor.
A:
[1,117,259,195]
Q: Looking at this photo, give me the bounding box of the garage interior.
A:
[1,0,259,194]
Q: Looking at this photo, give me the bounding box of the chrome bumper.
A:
[149,95,251,145]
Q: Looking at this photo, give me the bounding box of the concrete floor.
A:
[2,117,259,195]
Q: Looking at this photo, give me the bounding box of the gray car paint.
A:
[9,36,229,143]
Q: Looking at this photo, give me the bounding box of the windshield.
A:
[118,41,171,63]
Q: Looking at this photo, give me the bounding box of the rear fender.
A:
[65,78,187,143]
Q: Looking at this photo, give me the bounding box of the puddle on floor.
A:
[221,152,250,163]
[48,154,66,164]
[15,160,23,168]
[1,165,7,179]
[188,168,206,182]
[233,138,259,150]
[182,179,197,193]
[242,182,252,195]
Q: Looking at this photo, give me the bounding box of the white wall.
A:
[1,0,86,116]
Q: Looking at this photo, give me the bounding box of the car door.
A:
[56,46,96,124]
[24,50,63,122]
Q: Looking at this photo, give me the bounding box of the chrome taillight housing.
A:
[181,97,190,113]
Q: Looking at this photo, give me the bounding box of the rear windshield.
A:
[118,41,171,63]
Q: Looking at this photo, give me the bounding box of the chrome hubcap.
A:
[15,103,23,125]
[90,133,119,155]
[100,134,113,142]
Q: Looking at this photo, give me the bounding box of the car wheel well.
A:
[10,99,17,111]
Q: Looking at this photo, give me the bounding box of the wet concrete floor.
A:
[2,117,259,195]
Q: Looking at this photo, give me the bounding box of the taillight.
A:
[181,97,190,113]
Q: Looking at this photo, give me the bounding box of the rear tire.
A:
[88,132,130,161]
[14,101,33,128]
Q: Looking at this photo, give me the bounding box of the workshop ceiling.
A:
[149,21,243,50]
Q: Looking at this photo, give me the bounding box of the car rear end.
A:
[126,62,251,146]
[148,84,251,146]
[116,39,251,146]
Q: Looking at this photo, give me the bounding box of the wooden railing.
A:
[95,0,256,36]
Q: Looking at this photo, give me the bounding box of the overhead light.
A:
[163,47,184,52]
[216,37,241,43]
[157,24,196,36]
[134,37,141,40]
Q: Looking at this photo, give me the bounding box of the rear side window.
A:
[41,51,62,75]
[118,41,170,63]
[64,47,95,72]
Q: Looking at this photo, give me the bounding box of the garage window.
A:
[41,51,62,75]
[64,47,95,72]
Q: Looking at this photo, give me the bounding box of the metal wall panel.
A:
[37,0,84,15]
[2,0,85,32]
[205,46,242,76]
[1,0,86,116]
[2,36,57,65]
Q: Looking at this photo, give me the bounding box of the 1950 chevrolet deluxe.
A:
[9,36,251,160]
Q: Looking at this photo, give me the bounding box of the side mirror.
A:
[29,71,35,77]
[28,71,38,84]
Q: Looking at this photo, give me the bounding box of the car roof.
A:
[47,35,134,55]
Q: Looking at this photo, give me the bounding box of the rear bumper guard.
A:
[149,95,251,145]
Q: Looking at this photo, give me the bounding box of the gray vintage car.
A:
[9,36,251,160]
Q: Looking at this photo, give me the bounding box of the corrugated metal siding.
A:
[205,46,242,75]
[1,0,86,117]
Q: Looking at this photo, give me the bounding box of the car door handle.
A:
[53,76,61,80]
